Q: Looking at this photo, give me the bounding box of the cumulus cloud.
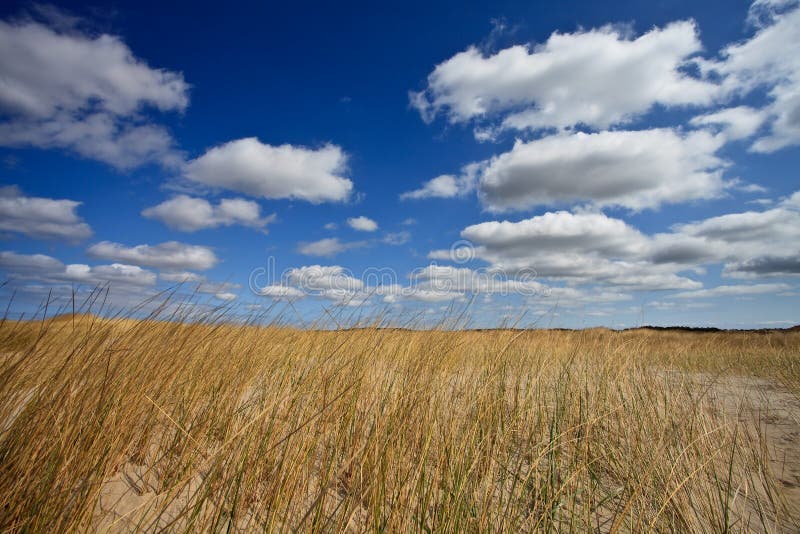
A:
[747,0,799,27]
[381,286,464,304]
[283,265,364,292]
[60,263,157,287]
[0,13,188,169]
[0,251,156,287]
[296,238,365,257]
[446,211,701,291]
[249,261,631,310]
[0,250,64,273]
[649,203,800,278]
[382,231,411,245]
[347,216,378,232]
[87,241,218,271]
[184,138,353,203]
[142,195,276,232]
[409,264,546,295]
[255,265,366,303]
[446,196,800,291]
[400,163,482,200]
[690,106,767,140]
[400,175,461,200]
[724,256,800,278]
[476,129,727,211]
[672,283,792,299]
[0,185,92,240]
[703,3,800,152]
[411,20,715,134]
[257,285,306,299]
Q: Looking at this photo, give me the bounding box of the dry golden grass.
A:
[0,307,798,532]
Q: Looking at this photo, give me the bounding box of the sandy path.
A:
[680,372,800,532]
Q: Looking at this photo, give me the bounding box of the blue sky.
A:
[0,0,798,328]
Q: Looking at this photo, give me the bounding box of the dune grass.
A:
[0,299,798,532]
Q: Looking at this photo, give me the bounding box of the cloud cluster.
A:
[400,175,462,200]
[297,238,366,257]
[400,163,482,201]
[142,195,276,232]
[405,129,727,212]
[252,261,633,309]
[347,216,378,232]
[407,2,800,217]
[411,21,714,133]
[438,211,701,291]
[184,138,353,203]
[0,15,188,169]
[431,197,800,293]
[0,185,92,240]
[703,4,800,152]
[478,129,727,211]
[0,251,156,287]
[87,241,218,271]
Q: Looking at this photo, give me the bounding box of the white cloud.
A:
[782,191,800,208]
[411,20,715,134]
[409,264,547,295]
[429,194,800,294]
[477,129,726,211]
[400,175,461,199]
[256,265,366,303]
[347,216,378,232]
[427,188,800,292]
[382,287,463,304]
[690,106,767,140]
[215,292,237,301]
[724,256,800,278]
[448,211,701,291]
[142,195,275,232]
[297,238,364,257]
[0,251,64,273]
[669,207,798,245]
[672,283,792,299]
[0,185,91,240]
[324,222,338,230]
[747,0,799,27]
[61,263,157,287]
[283,265,363,292]
[258,285,305,299]
[727,179,768,194]
[703,4,800,152]
[0,251,156,287]
[382,231,411,245]
[87,241,218,271]
[159,271,206,283]
[650,203,800,278]
[400,163,482,201]
[461,211,648,258]
[184,138,353,203]
[0,15,188,169]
